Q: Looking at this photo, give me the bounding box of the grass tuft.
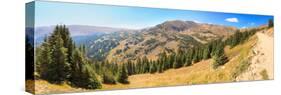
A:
[260,69,269,80]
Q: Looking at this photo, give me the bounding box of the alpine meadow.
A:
[26,1,274,94]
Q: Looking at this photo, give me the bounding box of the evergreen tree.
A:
[149,61,157,73]
[212,44,228,69]
[126,60,134,75]
[70,49,85,85]
[184,52,192,67]
[184,57,192,66]
[48,32,70,84]
[36,38,51,80]
[268,19,274,28]
[117,64,129,84]
[102,71,116,84]
[192,47,199,63]
[78,64,102,89]
[203,45,211,59]
[36,25,102,89]
[157,59,164,73]
[71,49,102,89]
[169,54,176,68]
[60,25,74,64]
[136,58,142,74]
[173,54,182,68]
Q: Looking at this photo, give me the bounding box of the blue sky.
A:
[34,1,273,29]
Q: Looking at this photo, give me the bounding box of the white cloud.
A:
[193,20,201,23]
[250,22,255,25]
[225,18,239,23]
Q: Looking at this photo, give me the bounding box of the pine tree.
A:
[102,71,116,84]
[48,32,70,84]
[268,19,274,28]
[70,49,85,85]
[173,54,182,69]
[184,52,192,67]
[71,49,102,88]
[152,61,158,73]
[212,44,228,69]
[117,64,129,84]
[212,54,228,69]
[192,47,199,63]
[203,45,211,59]
[36,38,51,80]
[36,25,103,89]
[126,60,134,75]
[184,57,192,66]
[60,25,74,64]
[169,54,176,68]
[158,62,164,73]
[79,64,102,89]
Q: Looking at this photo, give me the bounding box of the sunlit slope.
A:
[102,33,258,90]
[31,28,274,93]
[236,28,273,81]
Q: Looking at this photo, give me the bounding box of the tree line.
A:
[86,25,260,85]
[35,24,261,89]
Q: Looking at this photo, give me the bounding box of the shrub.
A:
[212,54,228,69]
[102,72,117,84]
[260,69,269,80]
[232,60,251,79]
[72,65,102,89]
[117,65,129,84]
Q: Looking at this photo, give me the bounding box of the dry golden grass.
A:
[32,35,258,94]
[32,80,87,94]
[102,35,258,90]
[26,80,35,94]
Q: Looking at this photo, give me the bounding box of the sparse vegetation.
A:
[232,60,251,79]
[260,69,269,80]
[32,19,270,94]
[144,38,157,46]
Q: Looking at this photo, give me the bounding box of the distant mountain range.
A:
[34,25,133,38]
[82,20,238,62]
[27,20,239,62]
[30,25,134,46]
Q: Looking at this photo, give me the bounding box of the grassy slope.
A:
[102,34,258,90]
[236,28,274,80]
[30,34,257,94]
[26,80,87,94]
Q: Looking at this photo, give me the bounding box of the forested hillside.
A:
[29,19,274,94]
[86,20,237,63]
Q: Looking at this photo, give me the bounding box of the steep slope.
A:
[31,26,272,94]
[236,28,274,81]
[103,20,237,63]
[102,31,260,90]
[86,31,133,61]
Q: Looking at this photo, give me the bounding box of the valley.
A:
[25,2,274,94]
[85,20,237,63]
[30,20,274,94]
[31,26,273,93]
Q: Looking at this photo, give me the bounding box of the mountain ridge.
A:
[89,20,239,63]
